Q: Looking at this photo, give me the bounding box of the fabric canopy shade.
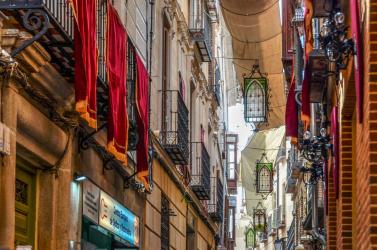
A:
[240,126,285,215]
[221,0,286,129]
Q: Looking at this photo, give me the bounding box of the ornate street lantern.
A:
[245,227,255,248]
[256,153,273,194]
[243,65,269,125]
[253,202,266,233]
[320,10,354,70]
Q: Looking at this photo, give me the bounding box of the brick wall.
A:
[337,116,353,249]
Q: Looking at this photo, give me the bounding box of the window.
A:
[161,194,170,250]
[161,19,170,132]
[126,41,138,150]
[244,78,268,123]
[256,163,273,193]
[245,228,255,248]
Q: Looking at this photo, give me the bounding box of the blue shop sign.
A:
[99,191,140,247]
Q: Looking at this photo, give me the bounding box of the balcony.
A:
[267,212,277,236]
[277,205,286,228]
[286,220,295,250]
[208,177,223,222]
[286,145,302,193]
[212,65,221,105]
[226,134,238,195]
[0,0,75,80]
[189,12,212,62]
[190,142,211,200]
[159,90,189,165]
[308,18,328,103]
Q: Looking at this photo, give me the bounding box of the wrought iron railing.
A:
[189,11,212,62]
[0,0,75,78]
[287,219,295,250]
[208,177,223,222]
[159,90,189,165]
[190,142,211,200]
[267,210,277,236]
[213,65,221,105]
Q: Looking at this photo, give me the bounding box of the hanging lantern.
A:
[256,153,273,194]
[243,65,269,124]
[253,202,266,232]
[245,227,256,248]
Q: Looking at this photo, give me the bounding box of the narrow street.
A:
[0,0,372,250]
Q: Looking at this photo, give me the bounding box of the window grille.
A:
[161,195,170,250]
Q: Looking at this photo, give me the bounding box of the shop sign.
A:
[83,181,100,224]
[99,191,140,247]
[229,196,237,207]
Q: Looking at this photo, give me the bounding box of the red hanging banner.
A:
[301,65,311,131]
[350,0,364,123]
[69,0,98,128]
[331,106,339,199]
[304,0,314,59]
[106,3,129,163]
[135,54,150,191]
[285,73,298,145]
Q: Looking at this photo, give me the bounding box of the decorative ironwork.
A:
[286,219,295,250]
[253,202,266,233]
[161,194,170,250]
[212,64,222,105]
[11,9,50,56]
[190,142,211,200]
[208,177,223,222]
[256,153,273,194]
[243,65,269,125]
[15,179,28,205]
[320,10,354,71]
[245,227,256,248]
[1,0,75,79]
[159,90,189,165]
[189,8,212,62]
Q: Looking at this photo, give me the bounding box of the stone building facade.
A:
[0,0,235,249]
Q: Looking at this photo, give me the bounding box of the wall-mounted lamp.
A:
[73,172,87,182]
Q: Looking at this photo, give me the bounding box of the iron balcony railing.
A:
[189,11,212,62]
[0,0,75,79]
[190,142,211,200]
[286,219,295,250]
[159,90,189,165]
[213,65,221,105]
[267,211,277,236]
[277,205,286,228]
[286,145,301,193]
[208,177,223,222]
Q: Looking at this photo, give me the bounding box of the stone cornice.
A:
[169,0,193,52]
[0,28,77,130]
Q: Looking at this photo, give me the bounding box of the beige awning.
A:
[221,0,286,129]
[240,126,285,215]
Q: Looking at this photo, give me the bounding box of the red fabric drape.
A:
[106,3,129,163]
[301,0,313,131]
[285,74,298,145]
[136,54,150,191]
[304,0,314,59]
[331,106,339,199]
[70,0,98,128]
[350,0,364,123]
[301,65,311,131]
